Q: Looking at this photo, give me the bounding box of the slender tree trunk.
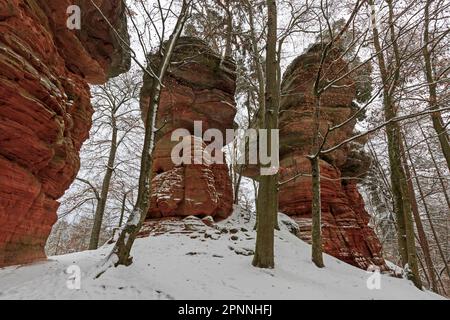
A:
[417,121,450,211]
[385,96,421,289]
[253,0,278,269]
[416,252,430,288]
[89,117,118,250]
[307,1,362,268]
[252,179,259,230]
[223,0,233,59]
[370,0,408,264]
[118,191,129,228]
[233,165,244,205]
[310,94,324,268]
[100,1,191,270]
[401,135,438,292]
[368,140,393,199]
[422,0,450,171]
[404,136,450,280]
[55,226,62,256]
[310,155,324,267]
[367,141,397,229]
[370,0,421,289]
[386,122,409,266]
[244,0,265,128]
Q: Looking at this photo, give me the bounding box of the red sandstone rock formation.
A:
[140,37,236,221]
[251,45,386,270]
[0,0,130,267]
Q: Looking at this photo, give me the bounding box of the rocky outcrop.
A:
[255,45,386,270]
[0,0,130,267]
[140,37,236,221]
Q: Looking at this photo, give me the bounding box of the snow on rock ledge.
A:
[140,37,236,221]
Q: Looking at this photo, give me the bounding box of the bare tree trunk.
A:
[367,140,397,222]
[310,155,324,268]
[89,116,118,250]
[244,0,265,128]
[404,135,450,280]
[310,95,324,268]
[422,0,450,171]
[401,135,438,292]
[118,191,129,228]
[233,165,244,205]
[252,179,259,230]
[253,0,278,269]
[416,252,430,289]
[217,0,233,59]
[99,1,191,271]
[417,121,450,211]
[386,121,409,266]
[370,0,421,289]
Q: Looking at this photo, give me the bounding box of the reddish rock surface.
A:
[141,37,236,221]
[0,0,130,267]
[256,45,386,270]
[278,155,386,270]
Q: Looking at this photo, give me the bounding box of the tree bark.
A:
[100,0,191,270]
[404,135,450,280]
[252,0,278,269]
[422,0,450,171]
[233,165,244,205]
[219,0,233,59]
[369,0,421,289]
[417,121,450,211]
[310,155,324,268]
[309,89,324,268]
[400,135,438,292]
[118,191,129,228]
[89,115,118,250]
[244,0,266,128]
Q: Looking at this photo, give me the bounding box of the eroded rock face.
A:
[0,0,130,267]
[140,37,236,221]
[278,45,386,270]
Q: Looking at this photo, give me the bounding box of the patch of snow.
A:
[128,209,142,227]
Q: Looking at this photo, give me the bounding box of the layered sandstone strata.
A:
[251,44,386,270]
[279,45,386,270]
[140,37,236,221]
[0,0,130,266]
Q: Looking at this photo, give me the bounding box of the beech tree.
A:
[249,0,315,269]
[369,0,421,289]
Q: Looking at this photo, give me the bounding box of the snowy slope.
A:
[0,210,444,300]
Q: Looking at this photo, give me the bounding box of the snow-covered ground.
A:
[0,210,444,300]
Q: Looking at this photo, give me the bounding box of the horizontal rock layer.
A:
[246,44,387,270]
[0,0,130,267]
[279,155,386,270]
[140,37,236,221]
